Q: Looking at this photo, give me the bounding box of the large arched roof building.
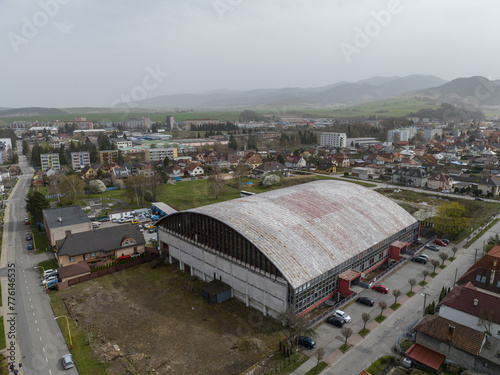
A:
[157,180,419,317]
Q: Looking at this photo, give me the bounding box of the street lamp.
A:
[55,315,73,350]
[420,292,431,317]
[34,266,48,293]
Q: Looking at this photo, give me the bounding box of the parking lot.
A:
[92,219,158,244]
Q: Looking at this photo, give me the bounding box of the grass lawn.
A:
[37,259,58,274]
[430,272,437,278]
[375,315,386,323]
[448,257,455,261]
[439,265,446,269]
[390,303,401,311]
[0,317,5,349]
[419,281,427,286]
[366,356,396,375]
[358,328,370,337]
[33,232,50,253]
[340,344,351,353]
[305,362,328,375]
[406,291,416,298]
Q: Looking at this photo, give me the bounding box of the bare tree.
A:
[315,348,325,369]
[361,312,370,331]
[234,161,249,187]
[422,269,430,283]
[207,165,226,200]
[451,246,458,258]
[144,170,163,201]
[431,259,440,273]
[277,309,316,350]
[125,174,146,206]
[60,174,85,205]
[408,278,416,293]
[341,326,353,348]
[439,252,449,266]
[392,289,401,305]
[478,309,494,333]
[378,301,387,317]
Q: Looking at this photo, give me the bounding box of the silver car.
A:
[61,353,74,370]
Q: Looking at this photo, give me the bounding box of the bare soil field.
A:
[55,263,284,374]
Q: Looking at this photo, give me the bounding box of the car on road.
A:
[26,233,32,240]
[61,353,75,370]
[24,218,29,225]
[411,256,427,264]
[27,244,34,250]
[149,237,157,243]
[325,315,345,327]
[298,336,316,349]
[333,310,351,323]
[415,254,430,261]
[425,244,439,252]
[356,296,374,307]
[434,239,447,247]
[373,284,389,294]
[148,228,156,233]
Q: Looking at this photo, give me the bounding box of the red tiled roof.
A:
[405,343,445,371]
[414,315,485,355]
[439,283,500,324]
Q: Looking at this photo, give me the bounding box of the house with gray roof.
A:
[392,166,428,187]
[56,225,146,268]
[43,205,92,248]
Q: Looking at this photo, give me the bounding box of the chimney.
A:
[57,217,62,222]
[474,299,479,306]
[448,325,455,342]
[491,270,496,285]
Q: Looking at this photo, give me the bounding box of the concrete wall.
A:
[162,233,288,317]
[49,222,92,246]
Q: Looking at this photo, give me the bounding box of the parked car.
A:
[42,276,58,285]
[148,228,155,233]
[47,283,58,291]
[298,336,316,349]
[415,254,430,261]
[425,244,439,252]
[475,197,484,201]
[117,218,125,224]
[130,253,141,258]
[92,222,100,228]
[26,233,32,240]
[27,244,34,250]
[61,353,75,370]
[149,237,157,243]
[333,310,351,323]
[325,315,345,327]
[441,239,450,244]
[373,284,389,294]
[411,256,427,264]
[356,296,374,307]
[99,217,110,222]
[117,254,131,261]
[44,269,56,276]
[414,238,422,245]
[24,218,29,225]
[434,239,447,247]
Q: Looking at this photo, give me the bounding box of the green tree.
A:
[25,191,50,224]
[434,201,470,236]
[228,134,238,150]
[60,175,85,205]
[163,156,171,167]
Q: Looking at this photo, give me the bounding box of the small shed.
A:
[201,280,232,304]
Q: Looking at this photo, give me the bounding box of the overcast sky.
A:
[1,0,499,108]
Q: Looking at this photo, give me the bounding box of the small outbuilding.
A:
[201,280,232,304]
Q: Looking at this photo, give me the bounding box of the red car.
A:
[434,239,447,247]
[373,284,389,294]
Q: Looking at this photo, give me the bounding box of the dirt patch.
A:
[59,263,283,374]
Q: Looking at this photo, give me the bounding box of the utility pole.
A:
[420,292,430,317]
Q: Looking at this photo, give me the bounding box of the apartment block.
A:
[99,150,119,165]
[71,152,91,171]
[41,153,60,172]
[145,147,178,162]
[320,132,347,148]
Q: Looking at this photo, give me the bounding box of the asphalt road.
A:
[1,153,79,375]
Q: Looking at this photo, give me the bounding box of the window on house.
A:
[83,254,87,260]
[476,275,482,282]
[69,256,74,262]
[481,276,487,283]
[91,252,95,258]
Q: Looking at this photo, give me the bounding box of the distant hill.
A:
[416,76,500,108]
[137,75,448,109]
[0,107,68,117]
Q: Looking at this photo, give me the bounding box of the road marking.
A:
[35,320,37,324]
[43,347,45,352]
[33,312,35,316]
[31,305,33,309]
[40,337,42,341]
[46,357,48,363]
[49,369,52,375]
[29,298,31,302]
[37,328,39,332]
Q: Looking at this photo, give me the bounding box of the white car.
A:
[42,276,58,285]
[416,254,430,261]
[333,310,351,323]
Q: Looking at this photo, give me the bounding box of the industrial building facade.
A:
[157,181,419,317]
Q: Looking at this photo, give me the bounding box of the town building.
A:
[145,147,178,163]
[99,150,119,166]
[70,152,91,171]
[320,132,347,148]
[43,205,92,248]
[40,153,60,172]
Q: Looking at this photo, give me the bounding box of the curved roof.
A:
[185,180,417,289]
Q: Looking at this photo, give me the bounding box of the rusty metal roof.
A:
[188,180,417,289]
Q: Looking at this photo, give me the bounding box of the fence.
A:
[395,318,419,354]
[370,257,408,286]
[308,292,358,328]
[61,253,158,288]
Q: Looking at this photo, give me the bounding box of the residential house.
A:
[331,153,350,168]
[43,205,92,248]
[438,282,500,339]
[476,176,500,197]
[32,171,43,187]
[245,154,264,169]
[56,225,146,268]
[412,314,500,375]
[165,165,185,178]
[392,167,428,187]
[227,153,241,167]
[186,164,204,177]
[110,138,133,149]
[0,167,10,180]
[8,165,20,176]
[111,167,130,183]
[81,166,97,179]
[316,160,337,174]
[285,155,306,169]
[351,167,378,180]
[251,162,289,179]
[57,262,91,283]
[427,172,453,191]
